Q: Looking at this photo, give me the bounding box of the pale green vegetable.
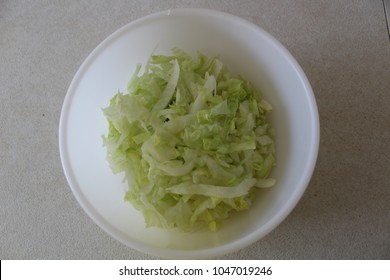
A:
[102,48,276,232]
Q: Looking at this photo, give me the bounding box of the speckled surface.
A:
[1,0,389,259]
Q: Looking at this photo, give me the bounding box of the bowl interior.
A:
[60,9,319,259]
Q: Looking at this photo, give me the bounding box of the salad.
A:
[102,48,276,231]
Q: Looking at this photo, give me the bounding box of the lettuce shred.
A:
[102,48,276,232]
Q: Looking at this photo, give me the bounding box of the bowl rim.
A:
[59,8,320,259]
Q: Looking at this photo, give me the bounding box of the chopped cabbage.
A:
[102,48,276,231]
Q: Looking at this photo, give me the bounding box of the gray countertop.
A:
[1,0,389,259]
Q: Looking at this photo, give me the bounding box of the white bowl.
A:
[59,8,319,259]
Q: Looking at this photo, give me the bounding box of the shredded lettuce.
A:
[102,48,276,232]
